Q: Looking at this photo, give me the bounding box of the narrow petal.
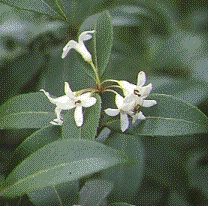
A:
[79,30,96,42]
[118,81,136,97]
[105,109,120,116]
[82,97,97,107]
[62,40,78,58]
[121,93,136,112]
[40,89,57,104]
[76,43,92,62]
[64,82,75,98]
[115,94,124,109]
[50,119,63,125]
[120,112,129,132]
[137,111,146,120]
[139,83,152,98]
[137,71,146,87]
[131,112,145,124]
[79,93,96,107]
[74,106,83,127]
[143,100,157,107]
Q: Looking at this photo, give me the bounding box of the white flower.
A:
[105,94,135,132]
[129,99,157,124]
[40,82,96,126]
[61,30,95,62]
[118,71,153,101]
[115,71,157,124]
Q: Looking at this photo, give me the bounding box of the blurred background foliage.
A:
[0,0,208,205]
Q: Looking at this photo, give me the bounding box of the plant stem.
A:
[90,61,101,89]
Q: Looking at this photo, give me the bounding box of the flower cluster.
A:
[41,30,157,132]
[105,71,157,132]
[40,82,96,126]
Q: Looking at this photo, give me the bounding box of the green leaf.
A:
[79,10,113,78]
[79,179,114,206]
[6,125,61,176]
[105,94,208,136]
[0,139,129,198]
[101,133,144,204]
[0,0,66,21]
[62,93,101,140]
[0,92,56,129]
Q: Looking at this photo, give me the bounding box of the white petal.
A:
[118,81,136,96]
[139,83,152,98]
[82,97,97,107]
[143,100,157,107]
[79,93,96,107]
[50,119,63,125]
[76,43,92,62]
[105,108,120,116]
[55,95,76,110]
[62,40,78,58]
[64,82,75,98]
[115,94,124,109]
[137,71,146,87]
[40,89,57,104]
[137,111,146,120]
[120,112,129,132]
[79,30,95,42]
[74,106,83,127]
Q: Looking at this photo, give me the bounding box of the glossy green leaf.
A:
[0,0,66,21]
[79,10,113,78]
[101,133,144,204]
[0,92,56,129]
[6,125,61,176]
[0,139,129,198]
[28,181,79,206]
[79,179,114,206]
[62,93,101,140]
[105,94,208,136]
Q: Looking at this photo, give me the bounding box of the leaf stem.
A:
[90,61,101,89]
[103,89,119,95]
[101,79,119,85]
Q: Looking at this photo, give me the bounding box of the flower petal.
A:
[79,93,96,107]
[40,89,57,104]
[115,94,124,109]
[50,119,63,125]
[138,111,146,120]
[143,100,157,107]
[105,108,120,116]
[131,111,146,124]
[139,83,152,98]
[74,106,83,127]
[62,40,78,59]
[64,82,75,98]
[137,71,146,87]
[120,112,129,132]
[118,81,136,97]
[76,43,92,62]
[79,30,96,42]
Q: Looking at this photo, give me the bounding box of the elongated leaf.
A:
[0,139,129,198]
[6,125,61,176]
[0,0,65,20]
[101,133,144,204]
[79,179,114,206]
[0,92,56,129]
[62,93,101,140]
[79,10,113,78]
[105,94,208,135]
